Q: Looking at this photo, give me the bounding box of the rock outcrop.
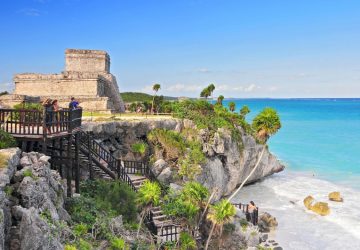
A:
[329,191,343,202]
[0,150,69,250]
[303,195,331,216]
[258,212,278,233]
[83,119,284,199]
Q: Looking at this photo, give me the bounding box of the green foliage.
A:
[137,180,162,207]
[64,245,77,250]
[152,83,161,92]
[0,129,17,149]
[0,91,9,96]
[240,105,250,117]
[228,101,236,112]
[40,209,52,223]
[77,239,92,250]
[163,182,208,227]
[252,107,281,143]
[131,142,148,155]
[110,237,128,250]
[4,186,13,196]
[217,95,224,105]
[179,232,197,250]
[207,199,236,226]
[73,223,88,237]
[121,92,176,103]
[223,223,236,235]
[23,169,34,178]
[148,129,186,160]
[13,102,43,111]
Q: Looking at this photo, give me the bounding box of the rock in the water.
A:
[329,191,343,202]
[303,195,315,210]
[258,212,278,233]
[311,202,330,216]
[304,196,330,216]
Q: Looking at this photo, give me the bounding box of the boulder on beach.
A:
[311,202,330,216]
[329,191,343,202]
[303,196,330,216]
[258,212,278,232]
[303,195,314,210]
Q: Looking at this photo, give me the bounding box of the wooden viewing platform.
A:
[0,108,82,141]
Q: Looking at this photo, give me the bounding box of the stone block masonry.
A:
[1,49,125,113]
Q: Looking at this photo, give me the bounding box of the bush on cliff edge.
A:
[0,129,17,149]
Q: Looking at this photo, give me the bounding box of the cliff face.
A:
[0,149,69,250]
[83,118,284,199]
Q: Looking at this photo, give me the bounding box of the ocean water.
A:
[221,99,360,249]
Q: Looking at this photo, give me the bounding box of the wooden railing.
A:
[0,108,82,137]
[232,203,258,225]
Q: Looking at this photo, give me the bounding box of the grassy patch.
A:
[0,129,17,150]
[131,142,148,155]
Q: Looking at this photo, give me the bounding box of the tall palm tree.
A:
[136,180,162,238]
[228,101,236,112]
[151,83,161,114]
[200,87,211,99]
[240,105,250,118]
[252,107,281,143]
[217,95,224,106]
[207,84,215,100]
[205,199,236,250]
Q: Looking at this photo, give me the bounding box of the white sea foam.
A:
[231,170,360,249]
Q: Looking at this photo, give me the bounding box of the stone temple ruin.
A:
[0,49,125,113]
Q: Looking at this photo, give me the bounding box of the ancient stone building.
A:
[1,49,125,113]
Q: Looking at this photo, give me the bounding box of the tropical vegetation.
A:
[252,107,281,143]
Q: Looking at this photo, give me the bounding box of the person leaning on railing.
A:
[42,98,53,134]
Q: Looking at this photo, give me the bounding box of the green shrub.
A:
[223,223,236,235]
[4,186,13,196]
[64,245,77,250]
[0,129,17,149]
[66,196,99,225]
[23,169,34,178]
[131,142,148,155]
[179,231,197,250]
[110,237,128,250]
[73,223,88,237]
[77,239,92,250]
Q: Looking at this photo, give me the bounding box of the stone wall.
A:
[1,49,125,113]
[65,49,110,73]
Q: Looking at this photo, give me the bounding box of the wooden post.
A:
[42,108,47,154]
[87,132,94,180]
[74,132,80,193]
[66,135,72,197]
[59,138,63,177]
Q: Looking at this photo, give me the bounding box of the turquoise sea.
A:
[221,98,360,249]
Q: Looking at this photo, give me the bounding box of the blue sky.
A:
[1,0,360,98]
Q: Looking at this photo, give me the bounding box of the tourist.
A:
[52,99,60,132]
[69,97,80,110]
[42,98,53,134]
[248,201,258,225]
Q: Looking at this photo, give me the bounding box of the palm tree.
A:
[252,107,281,143]
[207,84,215,100]
[151,83,161,114]
[240,105,250,118]
[217,95,224,106]
[136,180,162,238]
[205,199,236,250]
[200,87,211,99]
[228,101,236,112]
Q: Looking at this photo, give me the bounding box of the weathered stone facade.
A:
[1,49,125,113]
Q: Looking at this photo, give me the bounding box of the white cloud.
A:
[196,68,211,73]
[244,84,259,92]
[166,84,202,92]
[17,8,43,16]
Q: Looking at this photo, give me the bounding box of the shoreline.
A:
[232,169,360,249]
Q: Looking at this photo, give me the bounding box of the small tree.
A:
[136,180,161,238]
[252,107,281,143]
[228,101,236,112]
[200,87,211,99]
[217,95,224,106]
[207,84,215,99]
[205,199,236,250]
[151,83,161,113]
[240,105,250,118]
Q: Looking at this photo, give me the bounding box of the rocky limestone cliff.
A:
[0,149,69,250]
[83,118,284,199]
